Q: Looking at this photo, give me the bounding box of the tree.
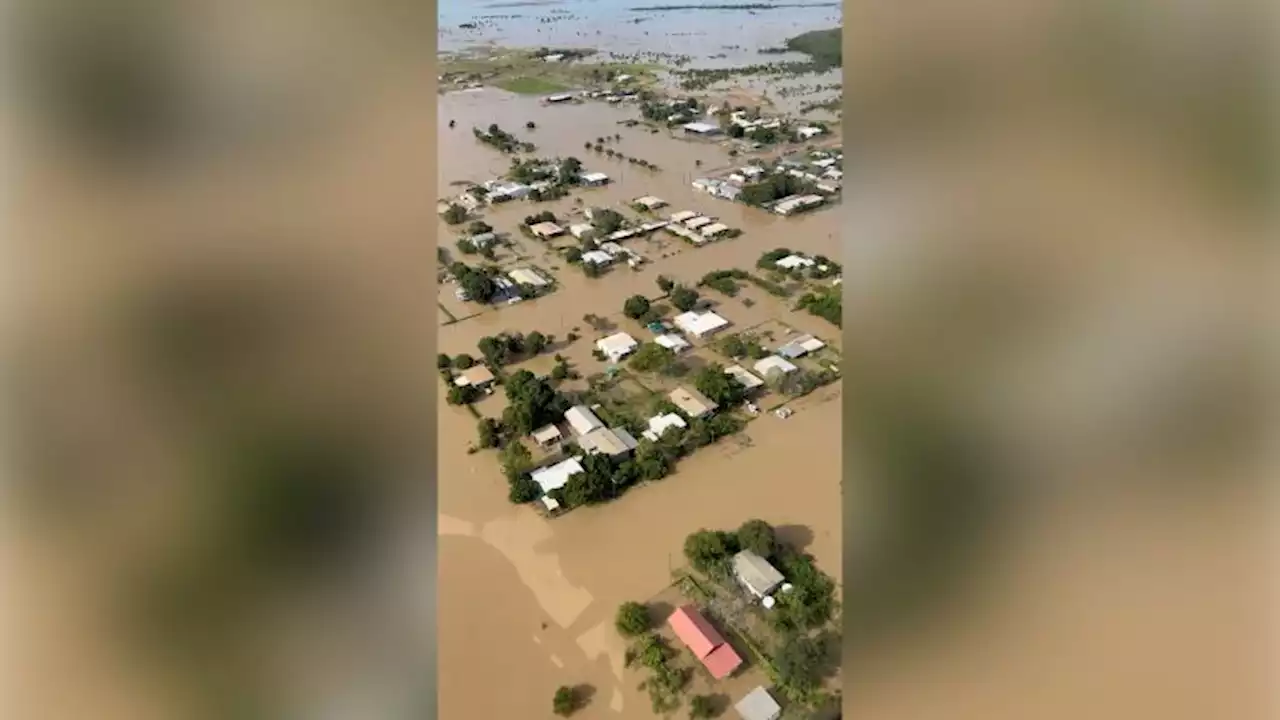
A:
[447,384,479,405]
[689,695,717,719]
[441,203,467,224]
[467,220,493,235]
[717,334,748,358]
[694,363,745,407]
[669,285,699,312]
[736,519,776,558]
[478,336,506,366]
[623,294,651,320]
[553,686,577,716]
[773,634,826,695]
[591,208,626,234]
[526,331,549,356]
[457,267,496,304]
[656,275,675,293]
[614,601,650,637]
[633,439,673,481]
[526,120,536,129]
[436,353,451,369]
[499,441,533,482]
[727,124,745,139]
[683,529,738,576]
[476,418,500,449]
[629,343,676,374]
[452,353,475,369]
[559,156,583,184]
[508,475,541,504]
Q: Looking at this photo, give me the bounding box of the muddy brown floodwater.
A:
[438,88,843,718]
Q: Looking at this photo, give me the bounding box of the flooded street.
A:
[437,87,843,717]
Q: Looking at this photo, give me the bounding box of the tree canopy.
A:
[441,203,467,224]
[737,518,776,558]
[669,285,700,312]
[693,363,745,407]
[683,529,739,577]
[614,601,650,637]
[623,294,651,320]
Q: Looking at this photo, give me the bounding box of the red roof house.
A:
[667,604,743,680]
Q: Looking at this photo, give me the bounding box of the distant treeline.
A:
[628,3,838,10]
[784,27,842,70]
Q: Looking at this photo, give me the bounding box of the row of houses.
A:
[450,266,551,303]
[664,209,735,243]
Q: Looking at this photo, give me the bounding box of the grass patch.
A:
[497,76,570,95]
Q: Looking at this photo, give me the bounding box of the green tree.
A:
[669,285,700,312]
[591,208,626,234]
[500,441,534,482]
[553,686,577,716]
[773,634,826,695]
[559,156,583,184]
[689,694,717,719]
[456,266,496,304]
[623,294,651,320]
[526,331,549,356]
[508,475,541,504]
[452,353,475,369]
[467,220,493,235]
[727,123,745,139]
[694,363,745,407]
[565,247,583,263]
[717,334,748,358]
[476,418,500,449]
[656,275,675,293]
[614,601,650,637]
[478,336,506,366]
[683,529,738,576]
[629,343,675,373]
[447,384,479,405]
[436,353,452,369]
[441,203,467,224]
[736,519,776,558]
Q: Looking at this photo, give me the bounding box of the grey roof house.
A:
[732,550,785,599]
[734,686,781,720]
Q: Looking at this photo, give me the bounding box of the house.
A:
[682,121,721,136]
[468,232,497,248]
[816,181,840,194]
[543,55,566,63]
[754,356,799,378]
[775,254,816,270]
[646,412,688,438]
[581,172,610,186]
[772,194,825,216]
[569,222,594,239]
[734,687,782,720]
[508,267,550,287]
[598,241,627,256]
[667,605,743,680]
[634,195,667,210]
[597,332,639,363]
[700,222,730,239]
[454,365,496,389]
[578,427,639,457]
[796,125,825,140]
[777,338,814,359]
[565,405,605,436]
[685,216,714,231]
[530,456,585,494]
[654,334,691,354]
[669,210,699,224]
[530,221,565,239]
[607,228,640,242]
[812,157,838,168]
[741,165,766,179]
[669,387,719,418]
[581,250,614,266]
[692,178,720,193]
[487,182,531,203]
[732,550,785,598]
[724,364,765,390]
[532,424,562,448]
[715,184,743,201]
[674,310,730,339]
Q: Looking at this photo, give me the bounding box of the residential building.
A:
[532,424,562,448]
[468,232,497,248]
[634,195,667,209]
[682,121,721,135]
[543,55,566,64]
[700,223,730,238]
[669,210,699,224]
[754,356,799,378]
[724,364,765,390]
[508,267,550,287]
[734,687,782,720]
[569,222,594,239]
[692,178,720,193]
[796,125,825,140]
[578,427,639,457]
[775,254,816,270]
[530,457,585,494]
[669,387,719,418]
[685,216,714,230]
[580,172,610,186]
[530,221,565,239]
[487,182,531,203]
[732,551,785,598]
[565,406,605,436]
[646,413,688,438]
[667,605,743,680]
[597,332,639,363]
[598,241,626,256]
[715,184,743,201]
[772,194,825,216]
[581,250,614,266]
[654,334,691,353]
[674,310,730,338]
[454,365,496,389]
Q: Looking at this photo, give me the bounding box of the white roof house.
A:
[634,195,667,209]
[530,457,585,494]
[532,424,563,447]
[685,216,714,230]
[734,686,782,720]
[669,210,699,223]
[647,413,688,437]
[754,356,799,378]
[654,334,691,353]
[565,406,605,436]
[682,121,721,135]
[581,250,614,265]
[508,267,550,287]
[724,364,765,389]
[813,157,838,168]
[700,222,730,238]
[773,194,825,216]
[581,172,610,186]
[775,254,816,270]
[569,222,594,239]
[597,332,639,362]
[797,126,825,139]
[598,241,626,256]
[674,310,730,338]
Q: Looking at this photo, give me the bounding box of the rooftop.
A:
[724,364,765,389]
[674,310,730,338]
[734,686,782,720]
[700,222,730,237]
[597,332,639,360]
[530,457,585,494]
[565,405,605,436]
[579,427,639,457]
[532,424,562,444]
[454,365,496,387]
[682,121,721,134]
[647,412,688,436]
[530,221,564,238]
[508,267,550,287]
[669,387,719,418]
[754,356,799,377]
[685,216,714,230]
[732,550,785,597]
[669,210,699,223]
[634,195,667,208]
[581,250,614,265]
[654,334,691,353]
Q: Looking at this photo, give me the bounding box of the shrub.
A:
[614,601,650,637]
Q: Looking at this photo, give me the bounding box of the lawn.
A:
[496,76,570,95]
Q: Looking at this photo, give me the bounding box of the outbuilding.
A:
[580,172,610,186]
[596,332,639,363]
[564,406,605,436]
[734,687,782,720]
[668,605,742,680]
[732,550,785,598]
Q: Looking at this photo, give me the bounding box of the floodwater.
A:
[437,88,844,718]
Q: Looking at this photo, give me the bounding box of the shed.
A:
[732,550,785,598]
[724,364,764,390]
[734,687,782,720]
[454,365,496,388]
[530,221,565,239]
[532,424,562,448]
[530,457,585,494]
[667,605,743,680]
[596,332,639,362]
[581,250,614,266]
[654,334,691,354]
[509,267,550,287]
[669,387,719,418]
[565,405,604,436]
[581,172,610,186]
